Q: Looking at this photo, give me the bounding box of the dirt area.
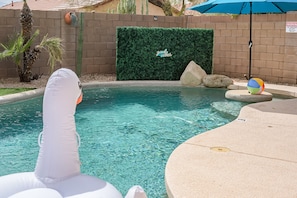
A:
[0,74,116,89]
[2,74,296,89]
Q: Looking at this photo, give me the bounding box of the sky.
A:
[0,0,22,7]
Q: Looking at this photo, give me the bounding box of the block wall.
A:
[79,13,185,76]
[0,9,296,85]
[187,13,297,84]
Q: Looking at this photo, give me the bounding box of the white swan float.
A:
[0,68,147,198]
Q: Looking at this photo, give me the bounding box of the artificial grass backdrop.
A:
[116,27,214,80]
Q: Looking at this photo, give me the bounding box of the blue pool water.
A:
[0,86,247,197]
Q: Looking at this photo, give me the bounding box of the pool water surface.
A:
[0,86,247,197]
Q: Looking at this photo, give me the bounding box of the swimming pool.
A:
[0,86,247,197]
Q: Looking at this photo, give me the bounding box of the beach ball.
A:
[247,78,265,95]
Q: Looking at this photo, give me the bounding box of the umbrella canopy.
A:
[190,0,297,14]
[189,0,297,79]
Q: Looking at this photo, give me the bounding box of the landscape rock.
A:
[180,61,207,86]
[225,90,272,102]
[203,74,233,88]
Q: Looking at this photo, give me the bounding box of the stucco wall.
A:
[0,9,296,84]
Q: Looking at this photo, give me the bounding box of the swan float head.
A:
[35,68,83,182]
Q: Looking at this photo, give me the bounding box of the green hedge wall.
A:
[116,27,213,80]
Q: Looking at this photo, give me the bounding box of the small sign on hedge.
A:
[156,49,172,58]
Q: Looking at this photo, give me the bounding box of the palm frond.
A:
[0,34,24,66]
[0,30,40,65]
[0,43,10,59]
[39,34,64,72]
[22,29,39,50]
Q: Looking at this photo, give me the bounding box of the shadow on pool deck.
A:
[165,82,297,198]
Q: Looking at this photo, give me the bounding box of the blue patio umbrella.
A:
[189,0,297,79]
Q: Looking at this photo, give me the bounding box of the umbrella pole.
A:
[248,2,252,80]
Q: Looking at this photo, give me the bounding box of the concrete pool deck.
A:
[1,80,297,197]
[166,82,297,197]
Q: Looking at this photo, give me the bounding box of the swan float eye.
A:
[78,81,82,90]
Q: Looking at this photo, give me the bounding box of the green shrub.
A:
[116,27,213,80]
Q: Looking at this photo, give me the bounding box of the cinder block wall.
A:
[187,13,297,84]
[0,10,22,77]
[78,13,185,76]
[0,9,296,85]
[0,10,70,78]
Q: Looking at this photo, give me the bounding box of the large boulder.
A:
[180,61,207,86]
[203,74,233,88]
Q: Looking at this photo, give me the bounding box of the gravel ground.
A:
[1,74,296,89]
[0,74,116,89]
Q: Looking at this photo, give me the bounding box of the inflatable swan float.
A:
[0,68,147,198]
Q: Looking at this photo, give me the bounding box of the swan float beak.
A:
[76,93,83,104]
[76,81,83,105]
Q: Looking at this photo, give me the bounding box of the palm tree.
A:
[20,0,33,81]
[0,0,63,82]
[0,30,64,82]
[0,30,38,80]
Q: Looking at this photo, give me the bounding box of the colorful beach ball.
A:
[247,78,265,95]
